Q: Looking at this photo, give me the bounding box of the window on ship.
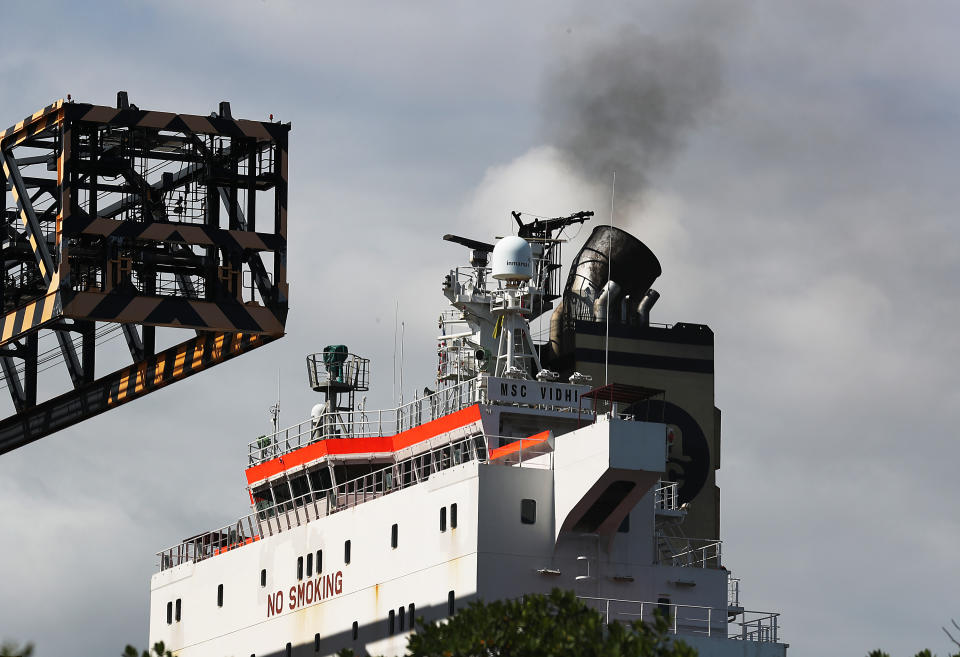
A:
[317,549,323,573]
[521,499,536,525]
[271,481,292,508]
[344,540,351,564]
[290,472,310,501]
[308,467,332,492]
[217,583,224,607]
[307,552,313,577]
[297,556,303,580]
[450,503,458,529]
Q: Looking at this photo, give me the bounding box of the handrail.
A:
[248,378,482,466]
[159,431,489,571]
[670,540,722,568]
[247,375,596,467]
[654,481,679,511]
[578,595,780,643]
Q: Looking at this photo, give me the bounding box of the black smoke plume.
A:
[542,25,725,207]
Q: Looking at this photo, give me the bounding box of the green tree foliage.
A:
[340,589,696,657]
[122,642,173,657]
[0,640,34,657]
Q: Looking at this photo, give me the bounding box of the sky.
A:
[1,1,958,655]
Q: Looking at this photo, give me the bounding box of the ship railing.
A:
[579,596,780,643]
[733,612,780,642]
[160,431,491,571]
[728,576,742,609]
[486,433,554,469]
[670,539,722,569]
[156,516,262,571]
[653,481,679,511]
[247,377,481,466]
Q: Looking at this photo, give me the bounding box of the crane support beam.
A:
[0,96,291,453]
[0,331,271,454]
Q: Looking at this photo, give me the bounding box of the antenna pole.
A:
[270,368,280,433]
[605,172,615,386]
[399,321,405,405]
[393,301,399,404]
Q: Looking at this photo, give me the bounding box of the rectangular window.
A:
[175,598,181,622]
[314,632,320,652]
[285,642,291,657]
[344,540,351,564]
[521,498,536,524]
[408,603,415,628]
[450,503,458,529]
[391,523,398,548]
[398,605,406,631]
[352,620,359,640]
[440,507,447,532]
[297,556,304,580]
[261,568,267,587]
[657,597,671,619]
[317,549,323,573]
[166,601,172,625]
[217,583,224,607]
[448,590,455,616]
[389,609,396,635]
[307,552,313,577]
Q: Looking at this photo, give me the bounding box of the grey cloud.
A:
[1,2,959,657]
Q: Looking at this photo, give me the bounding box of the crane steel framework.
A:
[0,94,289,454]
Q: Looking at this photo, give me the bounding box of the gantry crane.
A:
[0,93,289,453]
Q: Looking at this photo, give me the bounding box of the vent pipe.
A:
[637,289,660,326]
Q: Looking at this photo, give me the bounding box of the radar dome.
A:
[491,236,532,281]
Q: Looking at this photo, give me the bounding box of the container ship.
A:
[150,211,787,656]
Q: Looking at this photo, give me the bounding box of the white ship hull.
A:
[150,416,785,656]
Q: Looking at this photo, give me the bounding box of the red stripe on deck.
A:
[488,430,551,460]
[245,404,482,485]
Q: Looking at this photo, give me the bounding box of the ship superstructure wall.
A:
[149,421,728,656]
[556,320,721,541]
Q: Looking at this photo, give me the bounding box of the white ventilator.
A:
[490,237,543,378]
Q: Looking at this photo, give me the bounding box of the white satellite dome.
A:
[491,236,532,281]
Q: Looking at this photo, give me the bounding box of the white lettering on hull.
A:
[488,377,591,408]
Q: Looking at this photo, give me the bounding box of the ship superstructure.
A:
[149,213,787,656]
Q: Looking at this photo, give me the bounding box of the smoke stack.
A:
[543,226,662,367]
[563,225,661,320]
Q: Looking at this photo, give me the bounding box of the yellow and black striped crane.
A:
[0,93,289,453]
